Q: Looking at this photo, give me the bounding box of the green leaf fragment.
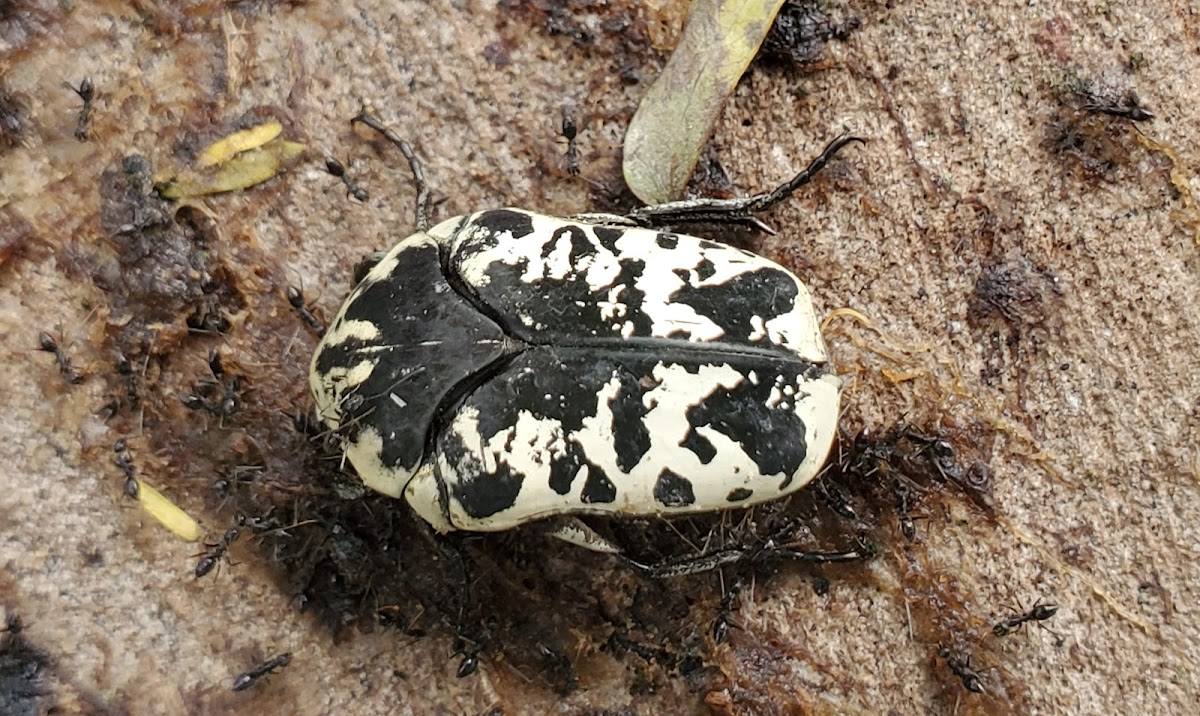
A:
[624,0,787,204]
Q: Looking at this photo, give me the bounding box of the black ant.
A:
[211,465,263,503]
[813,477,857,520]
[194,527,240,579]
[895,481,925,541]
[286,285,325,336]
[1079,90,1154,122]
[63,77,94,141]
[454,644,481,678]
[99,352,141,420]
[938,644,985,694]
[37,331,83,384]
[231,652,292,691]
[560,105,580,176]
[537,642,578,695]
[2,610,24,637]
[112,438,139,500]
[115,352,140,409]
[993,600,1059,637]
[181,349,244,422]
[324,156,369,202]
[712,579,741,644]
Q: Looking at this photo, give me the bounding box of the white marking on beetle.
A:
[343,427,407,498]
[748,315,767,341]
[598,285,627,322]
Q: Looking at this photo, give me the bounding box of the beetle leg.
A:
[626,535,873,578]
[543,517,623,555]
[435,533,490,677]
[568,212,640,228]
[352,250,388,285]
[623,133,865,231]
[625,548,745,578]
[351,108,431,232]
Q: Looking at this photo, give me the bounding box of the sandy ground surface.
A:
[1,1,1197,714]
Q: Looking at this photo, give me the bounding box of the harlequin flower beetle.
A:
[309,110,864,576]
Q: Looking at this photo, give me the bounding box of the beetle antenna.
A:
[351,108,431,232]
[743,133,865,214]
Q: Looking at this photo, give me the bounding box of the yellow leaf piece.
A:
[882,367,928,383]
[159,139,305,199]
[196,120,283,168]
[624,0,787,204]
[134,480,202,542]
[1134,132,1200,247]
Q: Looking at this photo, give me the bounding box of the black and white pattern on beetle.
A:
[311,209,840,534]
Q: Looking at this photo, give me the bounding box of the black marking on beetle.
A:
[591,225,625,252]
[314,240,509,474]
[684,376,808,480]
[680,427,718,465]
[726,487,753,502]
[655,233,678,249]
[598,256,653,337]
[547,224,593,267]
[695,258,717,281]
[669,266,800,343]
[472,209,536,241]
[441,431,525,519]
[653,469,696,507]
[548,457,575,496]
[608,368,652,472]
[453,351,629,513]
[580,469,617,504]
